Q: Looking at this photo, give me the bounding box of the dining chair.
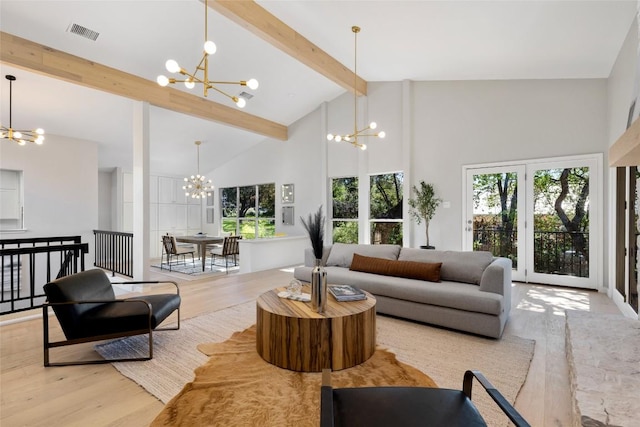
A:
[210,235,241,273]
[161,235,195,271]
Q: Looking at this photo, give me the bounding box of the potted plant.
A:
[408,181,442,249]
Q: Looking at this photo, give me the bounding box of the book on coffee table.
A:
[328,285,366,302]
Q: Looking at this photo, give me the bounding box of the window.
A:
[370,172,403,245]
[221,183,275,239]
[331,177,359,243]
[0,169,23,230]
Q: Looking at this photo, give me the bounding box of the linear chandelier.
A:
[1,75,45,146]
[156,0,258,108]
[184,141,214,199]
[327,26,385,150]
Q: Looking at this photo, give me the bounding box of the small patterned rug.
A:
[150,259,239,276]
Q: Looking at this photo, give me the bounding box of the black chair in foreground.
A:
[320,369,530,427]
[43,269,181,367]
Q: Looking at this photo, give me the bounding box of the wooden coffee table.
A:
[256,286,376,372]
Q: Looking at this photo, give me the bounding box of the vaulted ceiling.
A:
[0,1,635,175]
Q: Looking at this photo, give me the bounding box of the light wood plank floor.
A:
[0,267,623,426]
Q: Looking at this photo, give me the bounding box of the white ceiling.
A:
[0,0,636,176]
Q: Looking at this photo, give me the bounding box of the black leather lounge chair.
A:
[42,269,181,367]
[320,369,530,427]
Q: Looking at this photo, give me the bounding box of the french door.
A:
[464,155,601,289]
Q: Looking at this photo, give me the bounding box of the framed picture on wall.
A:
[206,192,214,207]
[206,207,214,224]
[282,184,294,203]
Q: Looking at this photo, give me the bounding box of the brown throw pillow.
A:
[350,253,441,282]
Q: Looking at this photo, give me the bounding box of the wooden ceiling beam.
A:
[209,0,367,96]
[609,116,640,167]
[0,31,288,141]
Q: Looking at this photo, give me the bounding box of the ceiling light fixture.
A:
[327,26,385,150]
[157,0,258,108]
[1,75,45,146]
[183,141,213,199]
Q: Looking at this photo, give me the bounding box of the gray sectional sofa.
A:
[293,243,512,338]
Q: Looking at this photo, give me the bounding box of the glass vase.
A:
[311,258,327,313]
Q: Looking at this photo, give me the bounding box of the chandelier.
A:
[1,75,45,145]
[326,26,385,150]
[183,141,214,199]
[156,0,258,108]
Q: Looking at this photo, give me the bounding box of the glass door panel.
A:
[526,158,599,288]
[465,166,525,282]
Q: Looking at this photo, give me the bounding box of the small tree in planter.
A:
[408,181,442,249]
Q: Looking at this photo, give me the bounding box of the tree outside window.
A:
[332,177,358,243]
[370,172,403,245]
[221,183,275,239]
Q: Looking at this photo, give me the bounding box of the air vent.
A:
[67,23,100,41]
[238,91,254,100]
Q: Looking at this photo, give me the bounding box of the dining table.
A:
[175,235,224,272]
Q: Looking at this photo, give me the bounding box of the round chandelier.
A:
[183,141,213,199]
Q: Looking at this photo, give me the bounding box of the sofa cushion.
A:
[321,267,502,316]
[350,253,441,282]
[326,243,401,268]
[398,249,493,285]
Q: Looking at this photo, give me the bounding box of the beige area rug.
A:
[152,326,437,426]
[96,301,535,426]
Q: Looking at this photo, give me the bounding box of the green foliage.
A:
[370,172,403,219]
[332,177,359,219]
[407,180,441,246]
[371,222,403,245]
[332,221,358,244]
[408,181,442,225]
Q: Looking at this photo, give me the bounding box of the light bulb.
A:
[157,75,169,86]
[35,136,44,144]
[360,144,367,151]
[14,131,22,139]
[204,40,217,55]
[191,175,195,180]
[185,192,190,196]
[327,133,334,141]
[247,79,259,90]
[378,131,386,139]
[165,59,180,74]
[344,136,351,142]
[184,177,188,182]
[335,135,342,142]
[35,128,44,135]
[236,97,246,108]
[185,79,195,89]
[370,122,377,129]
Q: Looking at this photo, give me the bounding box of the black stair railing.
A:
[93,230,133,278]
[0,236,89,315]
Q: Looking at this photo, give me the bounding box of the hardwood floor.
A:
[0,267,623,426]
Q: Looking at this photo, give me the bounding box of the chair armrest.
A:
[463,370,530,427]
[320,369,335,427]
[111,280,180,296]
[44,298,153,312]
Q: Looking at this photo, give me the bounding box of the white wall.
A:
[606,18,638,309]
[0,134,98,259]
[98,170,113,230]
[204,106,325,240]
[412,79,608,250]
[205,79,610,267]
